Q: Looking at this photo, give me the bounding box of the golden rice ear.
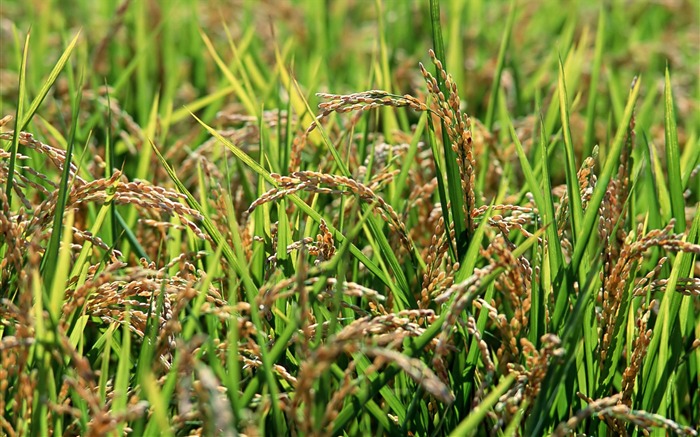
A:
[247,170,414,255]
[421,50,476,237]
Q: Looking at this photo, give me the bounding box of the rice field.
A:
[0,0,698,435]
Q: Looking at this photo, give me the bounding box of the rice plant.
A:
[1,0,698,436]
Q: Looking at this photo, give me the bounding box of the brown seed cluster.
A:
[553,393,698,437]
[249,171,414,254]
[290,309,438,435]
[599,220,700,364]
[420,49,476,233]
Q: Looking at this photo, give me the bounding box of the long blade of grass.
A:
[569,77,641,281]
[484,0,516,131]
[425,113,456,261]
[450,209,496,411]
[448,374,516,437]
[583,8,606,157]
[374,0,399,136]
[5,32,29,207]
[641,205,699,412]
[557,57,584,245]
[103,85,117,247]
[365,216,415,310]
[526,258,603,435]
[140,371,173,436]
[199,29,257,117]
[509,119,557,344]
[29,267,51,437]
[663,66,685,233]
[112,313,132,435]
[680,134,699,188]
[273,42,320,144]
[41,74,82,302]
[391,112,426,207]
[19,31,81,132]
